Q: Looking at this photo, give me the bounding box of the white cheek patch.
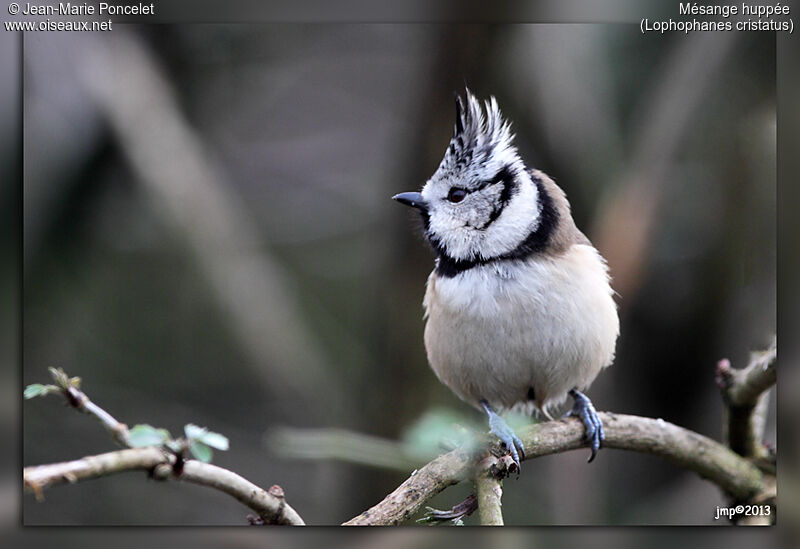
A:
[425,171,541,262]
[427,212,476,259]
[476,172,541,258]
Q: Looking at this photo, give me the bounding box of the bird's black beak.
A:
[392,192,428,213]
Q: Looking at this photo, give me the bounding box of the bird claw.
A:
[481,400,525,471]
[490,421,525,470]
[568,389,604,463]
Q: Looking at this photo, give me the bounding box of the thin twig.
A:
[416,494,478,525]
[43,367,131,446]
[716,338,777,459]
[65,386,130,446]
[343,413,766,525]
[724,338,777,406]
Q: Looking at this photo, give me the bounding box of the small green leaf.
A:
[24,384,45,399]
[184,424,229,451]
[189,440,213,462]
[184,423,207,440]
[199,431,229,451]
[24,384,58,399]
[127,424,171,447]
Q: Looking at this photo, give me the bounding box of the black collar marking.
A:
[431,175,558,278]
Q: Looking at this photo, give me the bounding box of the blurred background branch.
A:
[76,30,341,420]
[268,427,426,474]
[591,30,738,300]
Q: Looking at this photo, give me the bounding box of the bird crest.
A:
[441,90,520,177]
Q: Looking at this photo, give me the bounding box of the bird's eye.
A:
[447,188,467,203]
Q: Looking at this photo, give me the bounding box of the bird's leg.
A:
[565,389,604,463]
[479,399,525,470]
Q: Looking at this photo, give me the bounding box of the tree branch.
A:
[24,447,166,498]
[343,412,767,525]
[343,447,474,525]
[474,453,517,525]
[157,461,305,525]
[23,369,305,525]
[474,470,504,525]
[716,338,777,459]
[268,427,424,473]
[23,448,304,525]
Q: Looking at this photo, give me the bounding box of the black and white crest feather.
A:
[440,92,523,181]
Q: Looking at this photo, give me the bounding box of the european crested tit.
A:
[393,92,619,467]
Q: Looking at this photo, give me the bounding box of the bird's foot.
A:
[480,400,525,471]
[565,389,604,463]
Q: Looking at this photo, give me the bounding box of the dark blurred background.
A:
[18,23,775,525]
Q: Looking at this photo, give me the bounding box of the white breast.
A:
[423,244,619,417]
